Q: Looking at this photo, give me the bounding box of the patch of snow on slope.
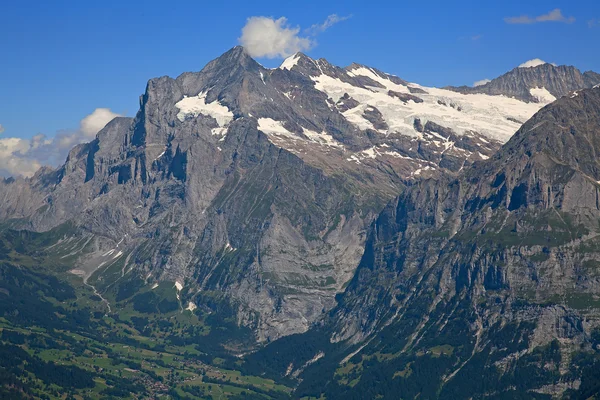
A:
[186,302,197,312]
[530,87,556,103]
[346,146,420,164]
[302,128,344,148]
[279,53,301,70]
[224,242,236,252]
[257,118,295,137]
[175,281,183,291]
[155,150,166,160]
[313,71,548,143]
[312,73,414,135]
[175,92,234,126]
[347,67,410,94]
[258,118,343,148]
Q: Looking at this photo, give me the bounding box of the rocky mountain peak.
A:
[206,45,259,70]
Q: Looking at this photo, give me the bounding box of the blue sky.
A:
[0,0,599,157]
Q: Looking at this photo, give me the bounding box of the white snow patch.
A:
[302,128,344,148]
[529,87,556,103]
[152,283,159,290]
[312,71,549,143]
[224,242,236,252]
[347,66,410,94]
[175,92,234,126]
[259,71,266,84]
[113,250,123,259]
[175,281,183,291]
[347,146,417,163]
[257,118,294,136]
[258,118,344,149]
[279,53,301,70]
[361,147,378,159]
[211,127,228,136]
[347,154,362,164]
[186,302,197,312]
[155,150,166,160]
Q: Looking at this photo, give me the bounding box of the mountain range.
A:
[2,47,600,398]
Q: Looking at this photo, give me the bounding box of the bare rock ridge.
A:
[0,47,597,345]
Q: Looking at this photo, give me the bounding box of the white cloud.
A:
[239,17,313,59]
[239,14,351,59]
[0,137,43,177]
[518,58,557,68]
[80,108,120,138]
[0,124,4,134]
[505,9,575,24]
[473,79,491,87]
[0,108,121,178]
[306,14,352,35]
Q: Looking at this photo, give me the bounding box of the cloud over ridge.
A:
[239,17,313,59]
[0,108,121,178]
[239,14,351,59]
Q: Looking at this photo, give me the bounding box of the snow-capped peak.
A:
[279,53,301,70]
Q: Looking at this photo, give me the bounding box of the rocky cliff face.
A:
[246,86,600,398]
[447,62,600,103]
[0,47,585,343]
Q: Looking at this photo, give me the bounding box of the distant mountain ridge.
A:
[446,62,600,102]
